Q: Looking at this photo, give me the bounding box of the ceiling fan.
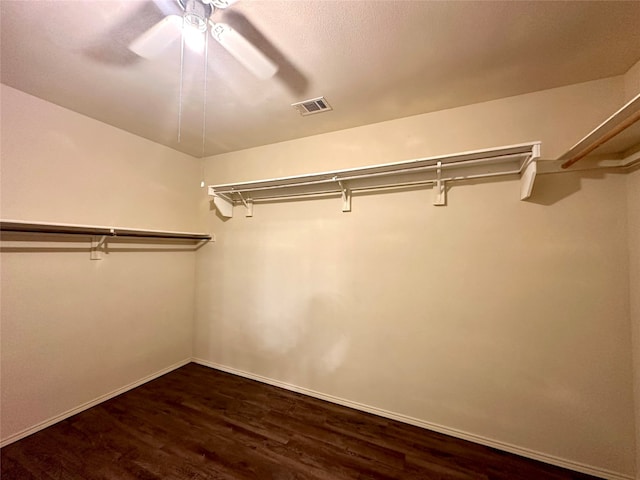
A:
[129,0,278,79]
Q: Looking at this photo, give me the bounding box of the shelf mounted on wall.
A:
[558,92,640,170]
[208,142,541,218]
[0,220,213,260]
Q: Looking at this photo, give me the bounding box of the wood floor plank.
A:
[1,363,603,480]
[264,410,406,470]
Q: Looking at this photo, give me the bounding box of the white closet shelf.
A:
[208,142,541,217]
[0,219,212,241]
[559,92,640,169]
[0,220,212,260]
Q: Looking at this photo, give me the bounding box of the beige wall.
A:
[623,59,640,480]
[624,58,640,101]
[196,77,636,478]
[628,167,640,479]
[0,85,201,443]
[0,86,202,230]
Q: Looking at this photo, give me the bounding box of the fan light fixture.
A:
[183,22,206,53]
[130,0,278,79]
[128,0,279,153]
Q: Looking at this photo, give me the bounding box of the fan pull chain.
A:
[201,31,209,157]
[200,31,209,187]
[177,17,187,143]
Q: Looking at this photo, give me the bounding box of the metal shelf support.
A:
[90,235,108,260]
[433,161,446,206]
[338,181,351,212]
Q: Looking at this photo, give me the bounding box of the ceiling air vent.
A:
[292,96,332,116]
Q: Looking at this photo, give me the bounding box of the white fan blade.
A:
[210,22,278,79]
[129,15,182,58]
[207,0,240,9]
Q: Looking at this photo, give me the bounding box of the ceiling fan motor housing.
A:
[179,0,212,32]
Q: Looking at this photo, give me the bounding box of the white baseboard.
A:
[0,358,191,448]
[192,358,633,480]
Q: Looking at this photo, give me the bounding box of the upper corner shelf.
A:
[208,142,541,218]
[559,92,640,169]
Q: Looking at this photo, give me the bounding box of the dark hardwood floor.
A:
[1,363,601,480]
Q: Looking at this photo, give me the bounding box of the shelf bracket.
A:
[210,191,234,218]
[433,161,446,206]
[520,143,540,200]
[90,235,107,260]
[338,181,351,212]
[237,193,254,217]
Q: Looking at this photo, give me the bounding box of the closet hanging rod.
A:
[0,220,212,241]
[215,168,522,204]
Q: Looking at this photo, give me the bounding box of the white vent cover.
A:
[292,96,332,116]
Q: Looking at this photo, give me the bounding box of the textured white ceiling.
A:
[2,0,640,158]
